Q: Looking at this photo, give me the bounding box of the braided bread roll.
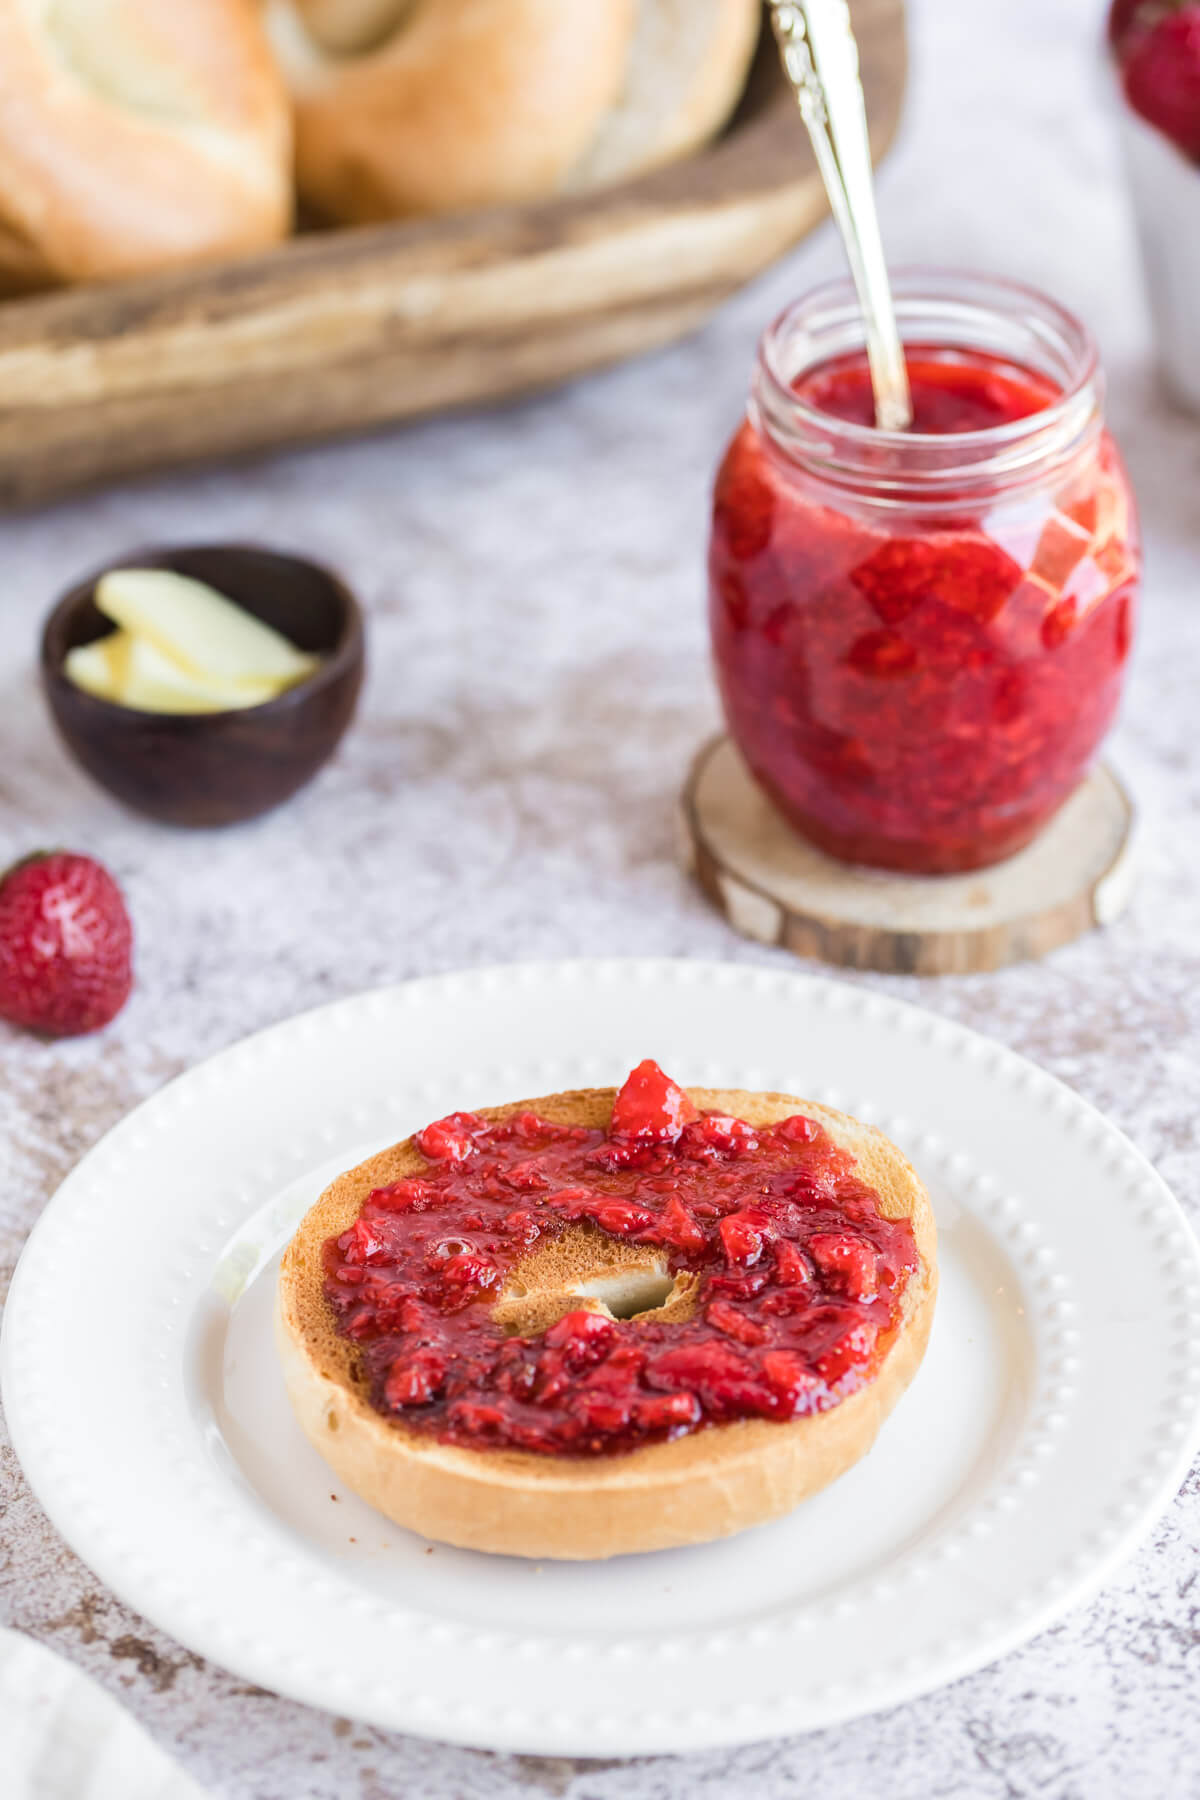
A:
[267,0,762,224]
[0,0,292,288]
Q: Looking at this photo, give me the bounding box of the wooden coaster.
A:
[681,736,1137,975]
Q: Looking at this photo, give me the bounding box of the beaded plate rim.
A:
[3,959,1198,1755]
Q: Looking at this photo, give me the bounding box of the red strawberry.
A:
[1110,0,1188,56]
[1123,6,1200,160]
[1110,0,1139,47]
[1110,0,1150,52]
[0,852,132,1036]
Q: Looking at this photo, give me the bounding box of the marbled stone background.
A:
[2,1,1198,1795]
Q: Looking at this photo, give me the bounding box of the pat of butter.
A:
[95,568,320,690]
[63,632,132,699]
[119,634,279,713]
[65,631,279,713]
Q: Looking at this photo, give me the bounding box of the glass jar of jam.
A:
[708,271,1140,873]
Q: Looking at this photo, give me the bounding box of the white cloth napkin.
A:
[0,1627,205,1800]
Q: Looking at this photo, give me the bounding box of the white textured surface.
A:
[0,0,1197,1795]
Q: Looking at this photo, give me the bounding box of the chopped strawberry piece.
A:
[718,1208,773,1266]
[851,534,1023,628]
[501,1157,550,1191]
[343,1279,426,1338]
[571,1391,633,1435]
[545,1188,658,1237]
[814,1317,879,1385]
[533,1352,573,1407]
[544,1309,616,1354]
[634,1391,701,1432]
[1041,596,1078,651]
[417,1112,485,1163]
[777,1115,820,1143]
[657,1194,707,1254]
[774,1238,812,1286]
[706,1299,769,1346]
[759,1289,814,1318]
[706,1268,769,1300]
[610,1059,697,1142]
[646,1340,750,1396]
[384,1348,447,1408]
[682,1113,760,1158]
[846,628,918,679]
[809,1232,878,1301]
[595,1201,659,1237]
[338,1217,398,1267]
[439,1250,500,1291]
[762,1350,820,1411]
[507,1110,590,1144]
[544,1186,595,1213]
[510,1110,548,1139]
[446,1400,507,1436]
[494,1352,539,1401]
[394,1295,430,1334]
[370,1177,438,1213]
[587,1138,668,1173]
[501,1209,542,1244]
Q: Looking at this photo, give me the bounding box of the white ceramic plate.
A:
[4,961,1200,1756]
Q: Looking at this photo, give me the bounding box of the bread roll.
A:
[569,0,763,190]
[0,0,292,289]
[277,1083,938,1560]
[293,0,413,52]
[266,0,762,225]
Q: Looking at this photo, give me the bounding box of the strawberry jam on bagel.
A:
[318,1061,922,1457]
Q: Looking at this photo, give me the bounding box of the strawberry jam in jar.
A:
[709,272,1140,872]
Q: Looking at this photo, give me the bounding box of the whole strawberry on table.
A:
[0,851,133,1037]
[1111,0,1200,162]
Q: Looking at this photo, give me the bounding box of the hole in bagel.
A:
[493,1227,700,1337]
[568,1266,677,1321]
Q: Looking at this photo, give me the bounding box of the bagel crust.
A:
[277,1085,938,1559]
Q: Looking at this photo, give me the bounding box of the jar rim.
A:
[753,268,1103,497]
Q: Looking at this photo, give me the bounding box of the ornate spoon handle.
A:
[769,0,913,432]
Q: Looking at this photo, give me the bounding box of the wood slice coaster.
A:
[681,736,1137,975]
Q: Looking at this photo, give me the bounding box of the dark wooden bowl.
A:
[41,544,364,827]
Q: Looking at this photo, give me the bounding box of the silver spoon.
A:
[769,0,913,432]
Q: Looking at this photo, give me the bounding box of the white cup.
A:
[1117,94,1200,413]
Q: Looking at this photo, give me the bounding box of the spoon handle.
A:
[769,0,913,432]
